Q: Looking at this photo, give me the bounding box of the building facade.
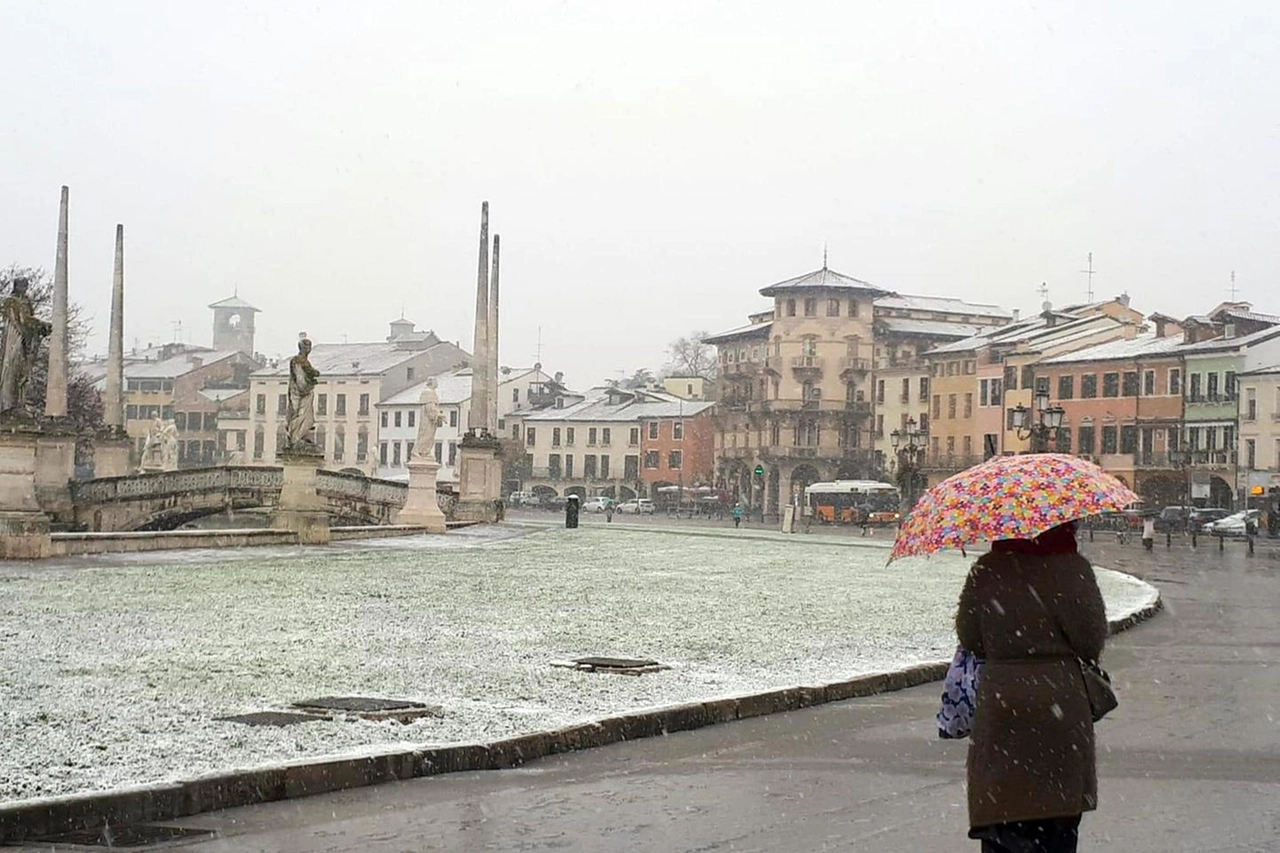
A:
[247,331,469,473]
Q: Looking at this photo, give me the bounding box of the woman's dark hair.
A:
[991,521,1078,556]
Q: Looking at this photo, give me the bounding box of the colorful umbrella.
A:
[889,453,1140,561]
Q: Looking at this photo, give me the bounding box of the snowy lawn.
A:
[0,525,1155,802]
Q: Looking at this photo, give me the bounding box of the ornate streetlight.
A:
[1011,389,1066,453]
[890,417,928,512]
[1169,446,1193,531]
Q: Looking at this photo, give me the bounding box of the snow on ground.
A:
[0,525,1155,802]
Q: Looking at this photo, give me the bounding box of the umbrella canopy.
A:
[889,453,1140,562]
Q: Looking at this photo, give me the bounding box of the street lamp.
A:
[1012,390,1066,453]
[890,417,928,513]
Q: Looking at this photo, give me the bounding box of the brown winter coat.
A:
[955,549,1108,829]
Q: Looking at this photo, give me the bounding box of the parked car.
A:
[617,499,655,515]
[1204,509,1260,537]
[1192,508,1232,531]
[1155,505,1193,532]
[507,491,539,508]
[582,497,611,513]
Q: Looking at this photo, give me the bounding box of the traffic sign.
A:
[754,465,765,477]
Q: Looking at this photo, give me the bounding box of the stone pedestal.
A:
[0,429,51,559]
[395,458,448,533]
[272,451,330,544]
[35,428,76,523]
[453,435,503,524]
[93,432,133,479]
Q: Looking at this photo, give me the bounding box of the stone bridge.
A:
[68,466,414,532]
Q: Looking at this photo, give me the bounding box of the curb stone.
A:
[0,592,1164,844]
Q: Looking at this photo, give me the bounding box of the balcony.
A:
[920,453,985,472]
[722,360,761,376]
[839,357,871,375]
[790,355,824,372]
[764,356,783,374]
[773,445,845,460]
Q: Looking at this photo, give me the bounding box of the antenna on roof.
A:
[822,243,828,270]
[1037,282,1051,313]
[170,319,182,342]
[535,326,543,366]
[1080,252,1095,303]
[1229,270,1238,300]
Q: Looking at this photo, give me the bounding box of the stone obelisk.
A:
[45,186,70,418]
[456,201,503,524]
[467,202,491,434]
[487,234,500,432]
[34,187,77,523]
[93,224,132,479]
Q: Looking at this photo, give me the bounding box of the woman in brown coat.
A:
[955,522,1108,853]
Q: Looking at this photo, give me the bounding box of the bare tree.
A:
[665,331,717,380]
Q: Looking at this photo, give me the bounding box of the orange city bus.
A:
[804,480,901,525]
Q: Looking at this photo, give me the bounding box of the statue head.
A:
[297,333,312,356]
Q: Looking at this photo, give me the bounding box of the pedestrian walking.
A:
[604,500,615,523]
[955,522,1109,853]
[732,503,743,529]
[1142,514,1155,551]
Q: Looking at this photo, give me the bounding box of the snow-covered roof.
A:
[125,350,243,379]
[1179,325,1280,355]
[878,318,984,339]
[207,295,260,312]
[519,389,713,423]
[1041,333,1183,365]
[758,266,889,297]
[874,294,1011,319]
[1219,308,1280,326]
[703,321,772,344]
[252,341,465,378]
[1240,363,1280,376]
[198,387,248,402]
[380,371,473,407]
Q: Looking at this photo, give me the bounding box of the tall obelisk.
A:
[487,234,500,432]
[45,186,70,418]
[467,202,491,434]
[92,224,132,479]
[105,225,125,429]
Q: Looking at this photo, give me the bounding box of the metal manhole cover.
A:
[35,823,215,847]
[553,656,667,675]
[292,696,426,713]
[290,696,442,722]
[214,711,323,727]
[574,657,659,669]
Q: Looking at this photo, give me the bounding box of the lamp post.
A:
[1011,389,1066,453]
[890,417,928,513]
[1169,446,1193,532]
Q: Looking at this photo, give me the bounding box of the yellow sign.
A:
[1251,485,1266,496]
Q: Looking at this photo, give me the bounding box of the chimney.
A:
[554,371,564,385]
[1011,308,1021,323]
[190,356,203,369]
[1225,323,1236,339]
[1118,292,1131,307]
[1154,317,1167,338]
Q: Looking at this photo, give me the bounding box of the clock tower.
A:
[208,295,260,356]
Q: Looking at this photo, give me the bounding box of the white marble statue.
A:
[412,378,442,461]
[139,417,179,472]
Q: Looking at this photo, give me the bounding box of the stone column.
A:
[94,224,131,478]
[272,450,330,544]
[488,234,500,433]
[395,457,447,533]
[467,202,490,433]
[45,186,70,419]
[0,430,51,558]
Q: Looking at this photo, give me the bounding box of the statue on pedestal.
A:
[412,378,441,461]
[285,334,321,453]
[138,417,179,472]
[0,278,52,419]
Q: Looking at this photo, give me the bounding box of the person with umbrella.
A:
[892,454,1134,853]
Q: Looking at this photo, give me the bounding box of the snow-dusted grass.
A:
[0,525,1154,802]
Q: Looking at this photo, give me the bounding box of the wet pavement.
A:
[16,540,1279,852]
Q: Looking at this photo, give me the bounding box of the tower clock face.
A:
[228,313,241,329]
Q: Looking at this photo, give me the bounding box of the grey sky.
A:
[3,1,1277,388]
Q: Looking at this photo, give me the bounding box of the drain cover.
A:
[214,711,323,727]
[574,656,659,669]
[290,696,442,722]
[35,823,214,847]
[555,656,667,675]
